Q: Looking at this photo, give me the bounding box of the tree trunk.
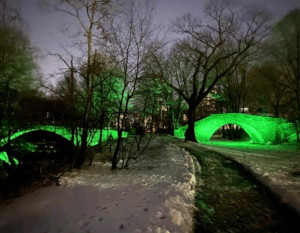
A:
[170,106,175,136]
[98,128,103,152]
[184,104,197,142]
[98,112,105,152]
[111,130,122,170]
[77,127,88,167]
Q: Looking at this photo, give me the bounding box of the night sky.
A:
[16,0,300,82]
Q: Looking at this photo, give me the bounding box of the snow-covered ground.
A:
[0,137,199,233]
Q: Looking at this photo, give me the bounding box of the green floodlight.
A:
[174,113,296,144]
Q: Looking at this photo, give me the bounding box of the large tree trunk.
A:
[184,103,197,142]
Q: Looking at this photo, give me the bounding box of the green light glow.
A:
[0,126,127,147]
[0,151,19,165]
[174,113,296,144]
[0,126,128,165]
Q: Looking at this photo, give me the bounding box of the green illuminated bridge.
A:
[0,114,296,165]
[174,113,296,144]
[0,126,127,165]
[0,126,126,148]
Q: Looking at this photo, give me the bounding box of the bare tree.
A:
[45,0,115,166]
[54,55,80,153]
[105,0,160,169]
[256,62,291,117]
[148,0,270,141]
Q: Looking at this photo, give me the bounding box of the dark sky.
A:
[17,0,300,82]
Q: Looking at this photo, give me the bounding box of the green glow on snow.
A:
[174,113,296,144]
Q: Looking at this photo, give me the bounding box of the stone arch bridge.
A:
[0,126,125,148]
[0,126,127,165]
[174,113,296,144]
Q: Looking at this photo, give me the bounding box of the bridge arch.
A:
[0,126,127,165]
[194,117,265,144]
[0,126,74,147]
[175,113,295,144]
[1,126,126,148]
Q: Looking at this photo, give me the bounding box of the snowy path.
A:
[0,138,198,233]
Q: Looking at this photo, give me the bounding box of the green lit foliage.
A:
[0,126,127,147]
[0,126,128,165]
[134,75,186,133]
[0,151,18,166]
[174,113,296,144]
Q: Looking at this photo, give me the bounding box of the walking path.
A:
[0,138,199,233]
